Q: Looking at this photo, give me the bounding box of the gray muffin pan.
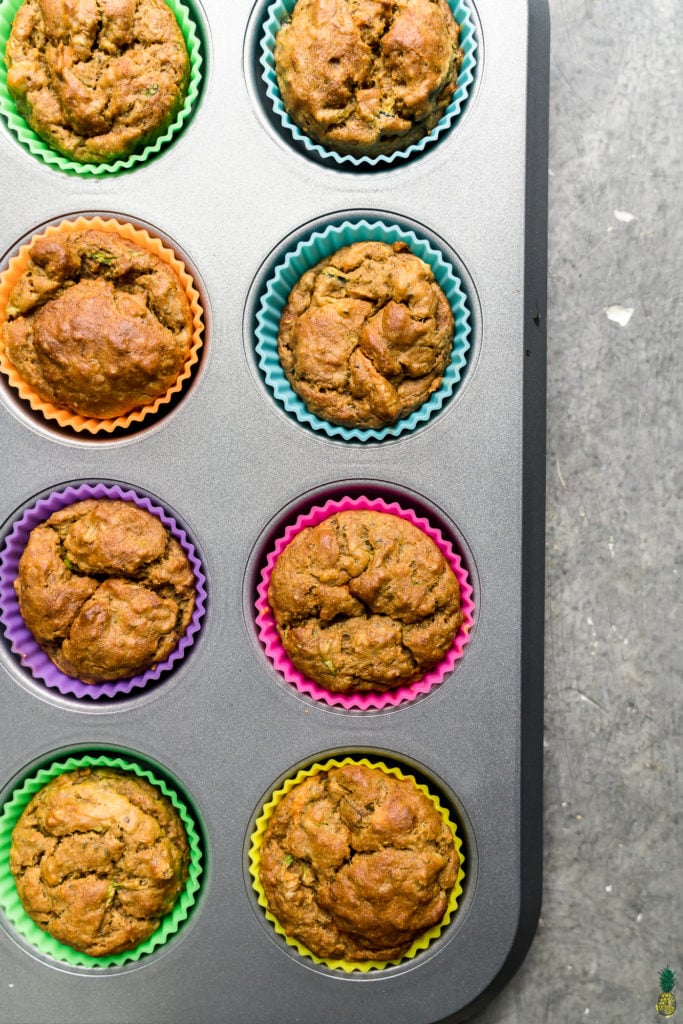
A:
[0,0,549,1021]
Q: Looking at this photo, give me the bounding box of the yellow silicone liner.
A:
[248,757,465,972]
[0,216,204,433]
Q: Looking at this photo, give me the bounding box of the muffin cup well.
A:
[0,482,207,699]
[0,0,203,176]
[0,216,204,434]
[248,756,465,972]
[255,218,471,442]
[259,0,478,169]
[255,495,474,710]
[0,752,203,967]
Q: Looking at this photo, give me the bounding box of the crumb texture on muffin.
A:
[258,762,459,961]
[14,499,196,683]
[267,509,464,693]
[5,0,190,163]
[274,0,463,156]
[9,767,190,957]
[2,229,194,419]
[278,240,454,430]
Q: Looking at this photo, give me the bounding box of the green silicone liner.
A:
[248,757,465,972]
[0,0,203,176]
[0,753,203,967]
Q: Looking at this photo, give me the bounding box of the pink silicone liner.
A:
[0,482,207,699]
[255,495,475,710]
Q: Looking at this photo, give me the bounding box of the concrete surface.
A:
[474,0,682,1021]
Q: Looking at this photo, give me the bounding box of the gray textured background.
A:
[476,0,682,1020]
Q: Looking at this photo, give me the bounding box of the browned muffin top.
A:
[274,0,463,156]
[267,509,463,693]
[258,762,459,961]
[14,499,196,683]
[2,229,194,419]
[278,240,454,430]
[10,767,190,957]
[5,0,190,163]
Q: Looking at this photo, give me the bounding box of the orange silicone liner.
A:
[248,757,465,972]
[0,216,204,433]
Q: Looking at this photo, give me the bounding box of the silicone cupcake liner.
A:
[0,0,203,176]
[259,0,477,168]
[0,752,203,967]
[248,756,465,972]
[0,216,205,434]
[255,218,471,442]
[255,495,474,710]
[0,482,207,699]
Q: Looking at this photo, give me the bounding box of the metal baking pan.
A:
[0,0,549,1020]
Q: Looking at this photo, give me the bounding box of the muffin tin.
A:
[0,0,549,1021]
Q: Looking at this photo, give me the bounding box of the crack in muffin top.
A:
[278,240,454,430]
[5,0,190,162]
[2,229,194,419]
[267,509,464,693]
[9,767,190,957]
[13,499,196,683]
[274,0,463,156]
[258,762,459,961]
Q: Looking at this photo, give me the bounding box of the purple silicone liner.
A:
[256,495,475,710]
[0,483,207,699]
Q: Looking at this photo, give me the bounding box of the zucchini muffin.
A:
[274,0,464,157]
[1,228,194,419]
[258,762,459,961]
[9,767,190,957]
[278,240,454,430]
[267,509,464,694]
[14,498,196,683]
[4,0,190,164]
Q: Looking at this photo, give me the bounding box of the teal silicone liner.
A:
[259,0,478,168]
[0,753,203,967]
[0,0,203,176]
[255,218,472,442]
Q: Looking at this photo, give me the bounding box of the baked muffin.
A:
[258,762,459,961]
[278,240,454,430]
[273,0,464,157]
[5,0,190,164]
[13,499,196,683]
[267,509,464,694]
[9,767,190,957]
[1,228,194,419]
